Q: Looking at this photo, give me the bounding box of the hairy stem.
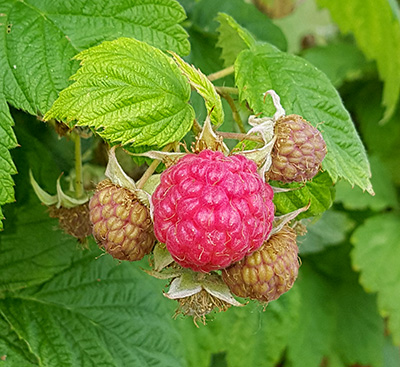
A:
[216,131,263,143]
[220,92,246,133]
[192,119,202,135]
[72,132,84,198]
[215,86,239,95]
[207,65,235,81]
[136,144,173,190]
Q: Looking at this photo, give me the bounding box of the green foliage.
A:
[351,214,400,344]
[0,317,38,366]
[298,210,355,254]
[0,200,185,367]
[286,247,385,367]
[272,172,335,219]
[172,53,224,126]
[0,99,17,230]
[1,0,399,365]
[235,43,373,194]
[335,155,398,211]
[318,0,400,121]
[46,38,195,147]
[301,41,370,87]
[216,13,256,67]
[0,0,190,223]
[190,0,287,51]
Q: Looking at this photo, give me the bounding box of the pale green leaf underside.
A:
[172,53,224,126]
[216,12,256,67]
[235,43,373,194]
[0,0,190,115]
[0,96,18,230]
[45,37,195,147]
[351,213,400,345]
[318,0,400,122]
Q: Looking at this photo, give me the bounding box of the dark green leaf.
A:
[272,172,335,219]
[287,246,385,367]
[172,53,224,126]
[216,13,256,67]
[235,43,373,194]
[0,251,185,367]
[45,37,195,147]
[0,98,17,230]
[335,155,398,211]
[318,0,400,122]
[351,213,400,344]
[0,199,78,292]
[299,210,355,254]
[301,41,369,87]
[0,316,38,367]
[191,0,287,51]
[0,0,190,114]
[177,289,300,367]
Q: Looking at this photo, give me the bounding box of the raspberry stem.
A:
[216,131,264,143]
[136,144,173,190]
[218,91,246,133]
[72,131,84,198]
[207,65,234,81]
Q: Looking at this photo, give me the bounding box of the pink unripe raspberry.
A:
[266,114,327,182]
[222,225,299,302]
[152,150,275,273]
[89,180,155,261]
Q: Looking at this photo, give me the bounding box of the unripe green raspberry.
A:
[89,180,155,261]
[266,114,327,182]
[222,226,299,303]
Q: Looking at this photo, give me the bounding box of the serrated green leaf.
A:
[0,0,190,114]
[191,0,287,51]
[318,0,400,122]
[216,13,256,67]
[0,316,38,367]
[177,289,300,367]
[0,251,185,367]
[0,195,185,367]
[351,213,400,345]
[287,246,385,367]
[45,37,195,147]
[172,53,224,126]
[335,155,398,211]
[299,210,355,254]
[0,199,78,292]
[0,96,18,230]
[351,82,400,185]
[301,41,369,87]
[235,43,373,194]
[272,172,335,219]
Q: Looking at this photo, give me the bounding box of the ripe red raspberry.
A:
[89,180,155,261]
[152,149,274,273]
[266,114,327,182]
[222,225,299,302]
